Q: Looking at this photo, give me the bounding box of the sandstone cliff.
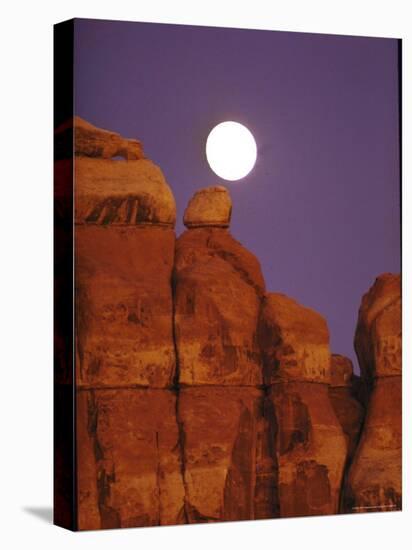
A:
[329,355,365,463]
[344,274,402,513]
[68,118,185,529]
[259,294,347,517]
[174,186,277,522]
[58,118,402,529]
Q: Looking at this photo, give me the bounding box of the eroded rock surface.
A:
[328,355,365,462]
[178,387,278,522]
[183,186,232,228]
[73,120,184,530]
[64,118,402,529]
[77,389,186,529]
[174,223,265,386]
[173,187,276,522]
[354,273,401,383]
[345,274,402,513]
[270,382,346,517]
[74,116,145,160]
[260,293,347,517]
[74,119,176,388]
[259,293,331,384]
[76,225,176,388]
[75,157,176,227]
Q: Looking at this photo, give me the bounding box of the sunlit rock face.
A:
[354,273,402,383]
[178,387,278,522]
[70,118,185,531]
[57,117,402,530]
[174,186,278,523]
[74,116,145,160]
[345,274,402,513]
[77,389,186,529]
[75,158,176,227]
[183,185,232,228]
[74,117,177,388]
[259,293,331,385]
[75,226,176,388]
[328,355,365,463]
[259,293,347,517]
[174,219,265,386]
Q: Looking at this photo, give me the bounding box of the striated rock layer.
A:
[64,118,402,530]
[74,117,177,388]
[345,274,402,513]
[75,225,176,388]
[174,186,278,522]
[174,224,265,387]
[259,293,347,517]
[74,119,184,530]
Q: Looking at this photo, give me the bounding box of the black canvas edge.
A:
[53,18,78,531]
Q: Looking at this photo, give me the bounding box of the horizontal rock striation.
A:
[174,186,278,522]
[68,118,401,529]
[73,119,183,530]
[174,226,265,387]
[74,117,177,389]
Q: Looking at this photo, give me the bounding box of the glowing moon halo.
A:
[206,121,257,181]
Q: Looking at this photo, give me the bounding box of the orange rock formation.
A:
[344,274,402,513]
[259,294,347,517]
[54,118,402,529]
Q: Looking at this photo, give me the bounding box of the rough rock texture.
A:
[77,389,186,529]
[174,225,265,386]
[345,377,401,513]
[345,274,402,513]
[259,293,331,384]
[173,189,277,522]
[74,116,144,160]
[63,118,402,529]
[183,186,232,228]
[260,293,347,517]
[74,118,176,388]
[74,120,185,530]
[75,157,176,227]
[76,225,176,388]
[178,387,278,522]
[330,354,353,387]
[269,383,347,517]
[179,387,276,523]
[354,273,401,384]
[328,355,365,462]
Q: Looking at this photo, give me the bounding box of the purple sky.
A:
[74,19,400,372]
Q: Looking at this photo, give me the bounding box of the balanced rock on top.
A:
[175,186,265,386]
[183,186,232,228]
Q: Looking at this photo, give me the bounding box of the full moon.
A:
[206,121,257,181]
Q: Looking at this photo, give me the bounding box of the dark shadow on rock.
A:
[23,506,53,524]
